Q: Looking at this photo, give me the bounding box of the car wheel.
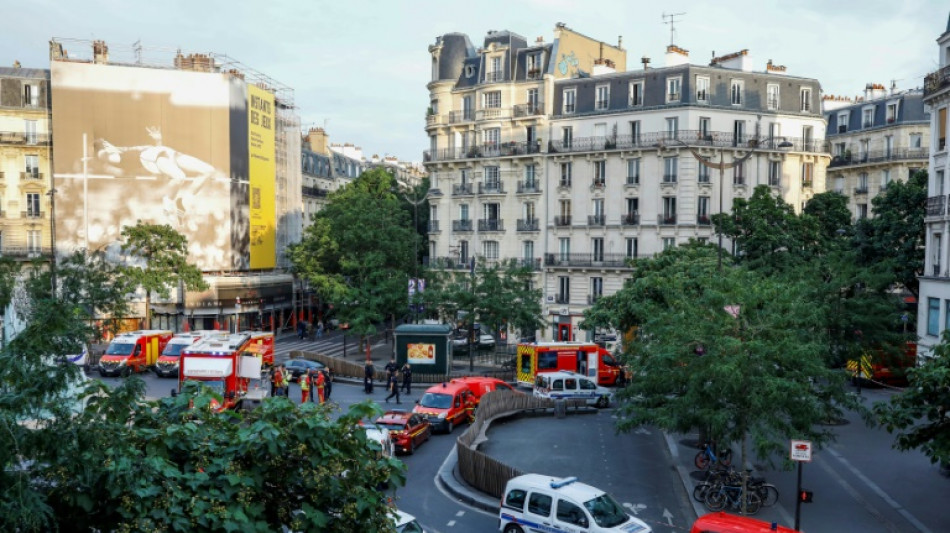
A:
[122,366,132,378]
[446,420,454,434]
[407,439,415,455]
[503,524,525,533]
[596,395,609,408]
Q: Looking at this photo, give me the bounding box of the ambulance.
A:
[154,330,224,378]
[98,330,173,377]
[178,332,267,412]
[516,342,621,387]
[238,330,275,367]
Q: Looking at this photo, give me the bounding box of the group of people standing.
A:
[269,364,333,405]
[363,358,412,403]
[296,320,325,341]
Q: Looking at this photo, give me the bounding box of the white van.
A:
[499,474,651,533]
[533,371,612,408]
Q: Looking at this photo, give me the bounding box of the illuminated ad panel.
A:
[247,84,276,269]
[51,61,236,270]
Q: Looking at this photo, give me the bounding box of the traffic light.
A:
[799,489,814,503]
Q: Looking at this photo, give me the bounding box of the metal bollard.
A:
[555,399,567,419]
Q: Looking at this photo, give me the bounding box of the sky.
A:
[3,0,948,163]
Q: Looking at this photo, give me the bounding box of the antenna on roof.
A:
[662,11,686,46]
[133,39,142,64]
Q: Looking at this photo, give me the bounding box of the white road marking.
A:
[446,520,456,526]
[622,502,647,515]
[663,508,674,525]
[455,511,465,517]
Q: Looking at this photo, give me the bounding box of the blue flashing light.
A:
[550,476,578,489]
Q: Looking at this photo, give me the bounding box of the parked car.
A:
[477,334,495,350]
[533,370,613,408]
[374,410,432,454]
[362,424,395,458]
[413,381,477,433]
[393,509,426,532]
[449,376,519,402]
[283,359,326,379]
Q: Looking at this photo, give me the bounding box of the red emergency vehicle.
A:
[690,512,797,533]
[178,332,267,411]
[154,330,225,378]
[847,341,917,386]
[238,330,275,367]
[413,381,476,433]
[98,330,173,377]
[515,342,621,387]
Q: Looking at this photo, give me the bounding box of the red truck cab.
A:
[413,381,476,433]
[98,330,173,377]
[155,330,224,378]
[179,332,266,411]
[516,342,621,387]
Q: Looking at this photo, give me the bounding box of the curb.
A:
[664,432,705,520]
[435,445,500,513]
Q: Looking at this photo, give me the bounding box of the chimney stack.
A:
[92,40,109,64]
[641,56,650,70]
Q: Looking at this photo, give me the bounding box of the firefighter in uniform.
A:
[299,373,310,403]
[315,369,326,404]
[463,393,476,424]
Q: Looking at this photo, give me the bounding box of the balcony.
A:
[622,212,640,226]
[512,103,544,118]
[478,219,504,232]
[802,180,814,189]
[517,218,540,232]
[587,294,603,305]
[933,264,942,277]
[545,253,631,268]
[478,181,505,195]
[554,215,572,227]
[22,211,44,219]
[0,131,51,146]
[428,220,440,233]
[855,186,869,195]
[0,246,51,259]
[926,195,946,217]
[448,110,474,124]
[591,178,606,190]
[517,180,542,194]
[425,113,445,127]
[733,176,746,186]
[302,185,329,198]
[828,147,930,168]
[452,219,473,232]
[558,179,572,190]
[863,121,873,129]
[483,71,505,83]
[924,64,950,97]
[626,175,640,186]
[662,174,677,184]
[545,129,827,154]
[452,183,474,196]
[475,108,511,121]
[587,215,606,227]
[517,257,542,270]
[21,171,43,181]
[697,215,712,226]
[658,214,677,226]
[555,295,570,304]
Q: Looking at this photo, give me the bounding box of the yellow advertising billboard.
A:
[247,84,276,269]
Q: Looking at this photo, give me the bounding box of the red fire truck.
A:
[98,330,173,377]
[238,330,275,367]
[516,342,621,387]
[178,332,267,411]
[154,330,225,378]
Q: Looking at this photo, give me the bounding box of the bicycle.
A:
[695,440,733,471]
[693,469,778,508]
[704,482,762,515]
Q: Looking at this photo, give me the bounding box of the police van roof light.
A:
[550,476,578,489]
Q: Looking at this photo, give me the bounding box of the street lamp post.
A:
[663,137,791,271]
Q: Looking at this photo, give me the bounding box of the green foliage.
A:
[120,222,208,327]
[422,260,543,338]
[289,169,415,342]
[875,329,950,466]
[854,170,926,297]
[804,191,853,245]
[587,244,860,466]
[400,177,430,268]
[713,185,820,274]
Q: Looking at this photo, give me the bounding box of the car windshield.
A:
[376,423,405,432]
[419,392,452,409]
[162,343,188,357]
[183,379,225,394]
[105,343,135,355]
[398,520,424,533]
[584,493,629,528]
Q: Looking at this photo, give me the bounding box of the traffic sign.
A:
[790,439,812,462]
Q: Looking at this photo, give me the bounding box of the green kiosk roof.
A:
[394,324,453,335]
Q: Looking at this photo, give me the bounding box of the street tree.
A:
[0,256,19,347]
[119,222,207,328]
[875,330,950,468]
[713,185,820,274]
[854,170,926,298]
[424,260,543,341]
[400,176,430,269]
[289,169,414,353]
[584,244,860,467]
[803,191,853,245]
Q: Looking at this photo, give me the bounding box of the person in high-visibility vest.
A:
[299,373,310,404]
[280,367,290,397]
[315,369,326,404]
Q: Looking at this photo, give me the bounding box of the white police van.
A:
[533,371,612,408]
[499,474,651,533]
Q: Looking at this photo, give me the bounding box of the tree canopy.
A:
[119,222,208,328]
[289,169,415,345]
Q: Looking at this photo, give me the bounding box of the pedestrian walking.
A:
[323,368,333,401]
[400,363,412,394]
[299,373,310,404]
[316,320,324,339]
[364,361,375,394]
[296,321,306,340]
[384,371,401,404]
